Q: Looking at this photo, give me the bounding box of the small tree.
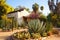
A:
[40,6,44,11]
[32,3,39,13]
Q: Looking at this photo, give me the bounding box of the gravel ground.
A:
[0,29,27,40]
[45,35,60,40]
[0,29,60,40]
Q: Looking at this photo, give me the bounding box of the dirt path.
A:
[44,35,60,40]
[0,29,27,40]
[0,28,60,40]
[42,31,60,40]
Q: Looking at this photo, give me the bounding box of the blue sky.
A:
[6,0,50,16]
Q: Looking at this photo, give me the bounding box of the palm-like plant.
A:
[32,3,39,13]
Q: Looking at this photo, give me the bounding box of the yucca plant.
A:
[28,19,46,34]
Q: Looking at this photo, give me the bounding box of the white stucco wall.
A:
[17,9,30,25]
[7,12,18,19]
[7,9,30,25]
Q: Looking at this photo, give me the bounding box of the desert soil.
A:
[0,28,60,40]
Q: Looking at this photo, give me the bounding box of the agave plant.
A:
[28,19,46,34]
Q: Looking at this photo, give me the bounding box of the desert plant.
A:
[13,31,30,39]
[28,19,46,34]
[0,19,15,31]
[31,33,41,39]
[45,22,53,33]
[41,32,47,37]
[0,20,2,28]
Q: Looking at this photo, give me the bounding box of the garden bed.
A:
[12,34,60,40]
[10,19,60,40]
[11,29,59,40]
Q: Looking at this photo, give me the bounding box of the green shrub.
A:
[57,21,60,27]
[45,22,53,33]
[0,19,18,31]
[28,19,46,34]
[0,20,2,28]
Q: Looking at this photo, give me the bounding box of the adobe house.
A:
[7,8,31,25]
[7,7,43,26]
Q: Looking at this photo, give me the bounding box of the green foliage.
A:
[0,17,18,31]
[57,21,60,27]
[47,12,60,27]
[46,22,53,33]
[28,19,46,33]
[47,13,53,22]
[0,0,14,20]
[32,3,39,12]
[31,33,40,39]
[0,19,12,31]
[13,31,30,39]
[13,31,41,39]
[0,0,6,4]
[39,14,47,22]
[12,18,18,29]
[41,32,47,37]
[25,8,29,11]
[0,20,3,28]
[0,5,6,20]
[28,19,53,37]
[12,19,53,39]
[40,6,44,11]
[48,0,60,27]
